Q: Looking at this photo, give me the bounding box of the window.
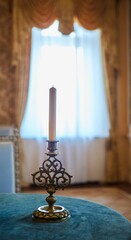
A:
[20,21,110,139]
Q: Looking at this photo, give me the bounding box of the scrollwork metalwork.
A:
[32,156,72,190]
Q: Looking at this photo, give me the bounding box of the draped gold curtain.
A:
[12,0,119,182]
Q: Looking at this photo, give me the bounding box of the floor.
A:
[22,183,131,221]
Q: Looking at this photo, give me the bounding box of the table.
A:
[0,193,131,240]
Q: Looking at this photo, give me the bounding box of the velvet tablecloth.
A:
[0,193,131,240]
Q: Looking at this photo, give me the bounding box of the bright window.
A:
[20,21,110,139]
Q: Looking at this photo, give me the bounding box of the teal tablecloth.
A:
[0,193,131,240]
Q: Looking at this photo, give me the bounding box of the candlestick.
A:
[49,87,56,140]
[31,140,72,222]
[31,88,73,223]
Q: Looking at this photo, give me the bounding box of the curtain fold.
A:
[74,0,104,30]
[101,0,119,182]
[102,51,119,182]
[12,0,120,182]
[12,0,32,128]
[21,0,57,29]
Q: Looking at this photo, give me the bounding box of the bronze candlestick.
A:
[31,140,72,222]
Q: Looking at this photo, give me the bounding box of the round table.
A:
[0,193,130,240]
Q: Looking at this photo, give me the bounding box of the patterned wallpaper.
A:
[129,0,131,124]
[0,0,16,125]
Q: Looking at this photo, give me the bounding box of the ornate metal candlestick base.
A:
[31,140,72,223]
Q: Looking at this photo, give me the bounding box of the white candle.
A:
[49,87,56,140]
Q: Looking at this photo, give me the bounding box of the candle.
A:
[49,87,56,140]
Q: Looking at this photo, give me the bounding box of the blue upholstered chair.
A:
[0,127,21,193]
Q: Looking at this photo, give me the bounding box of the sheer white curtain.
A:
[21,21,110,186]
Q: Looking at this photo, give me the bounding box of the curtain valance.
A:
[21,0,57,30]
[19,0,105,32]
[13,0,119,70]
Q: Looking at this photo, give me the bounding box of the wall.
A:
[0,0,16,125]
